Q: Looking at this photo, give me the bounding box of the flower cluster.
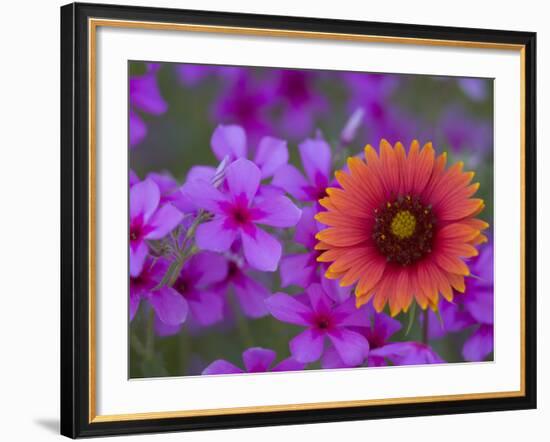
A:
[129,62,494,378]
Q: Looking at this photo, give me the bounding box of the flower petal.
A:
[241,226,282,271]
[129,291,141,321]
[187,252,228,287]
[225,158,261,202]
[254,195,302,227]
[129,111,147,147]
[254,136,289,178]
[181,179,228,214]
[211,124,247,161]
[130,72,167,114]
[187,289,225,326]
[195,218,237,253]
[299,138,331,184]
[294,206,320,247]
[462,324,494,361]
[289,329,325,363]
[265,293,312,326]
[320,345,349,369]
[202,360,244,375]
[129,241,148,277]
[148,287,188,326]
[272,164,310,200]
[272,357,306,372]
[305,283,332,316]
[145,204,183,240]
[280,253,316,288]
[327,328,369,366]
[130,178,160,222]
[233,273,270,318]
[242,347,277,372]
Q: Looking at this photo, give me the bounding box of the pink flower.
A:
[183,158,301,271]
[266,283,370,366]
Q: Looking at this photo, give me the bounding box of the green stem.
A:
[130,333,148,358]
[422,309,429,345]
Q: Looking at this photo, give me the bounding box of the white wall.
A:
[0,0,546,440]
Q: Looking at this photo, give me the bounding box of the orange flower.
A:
[315,139,488,316]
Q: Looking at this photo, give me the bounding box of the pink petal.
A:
[148,287,188,326]
[187,289,225,326]
[195,218,237,253]
[272,357,306,372]
[129,241,148,277]
[265,293,312,326]
[130,179,160,222]
[272,164,309,200]
[254,136,288,178]
[327,328,369,366]
[290,329,325,363]
[145,204,183,240]
[240,226,282,271]
[202,360,244,375]
[233,273,270,318]
[463,325,494,361]
[298,138,331,185]
[280,253,316,288]
[211,124,247,162]
[242,348,276,372]
[181,179,228,214]
[225,158,261,203]
[254,195,302,227]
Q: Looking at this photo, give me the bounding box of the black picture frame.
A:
[61,2,537,438]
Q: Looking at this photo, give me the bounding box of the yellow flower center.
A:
[390,210,416,239]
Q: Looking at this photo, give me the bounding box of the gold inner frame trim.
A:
[87,17,527,424]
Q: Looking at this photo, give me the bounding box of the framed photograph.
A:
[60,2,536,438]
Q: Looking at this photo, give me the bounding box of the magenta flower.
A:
[266,284,370,366]
[184,158,301,271]
[210,124,289,179]
[202,347,305,375]
[129,64,168,147]
[272,69,328,139]
[214,73,273,141]
[272,137,332,203]
[129,179,184,277]
[130,257,188,326]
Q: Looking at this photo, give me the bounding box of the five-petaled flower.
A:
[266,283,370,366]
[184,158,301,272]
